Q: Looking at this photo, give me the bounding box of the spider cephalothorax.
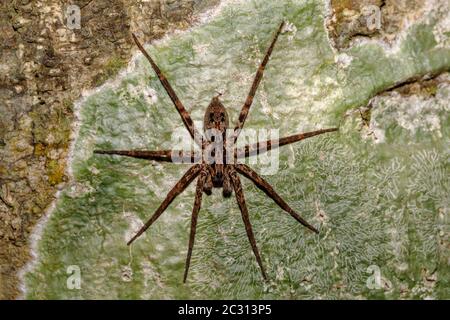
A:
[95,22,338,282]
[202,95,231,195]
[204,95,230,137]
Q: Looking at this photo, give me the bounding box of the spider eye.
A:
[220,112,225,121]
[209,113,214,122]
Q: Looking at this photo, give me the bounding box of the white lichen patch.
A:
[334,53,353,69]
[314,200,329,225]
[367,81,450,143]
[433,2,450,49]
[259,90,276,118]
[140,260,166,299]
[123,209,144,243]
[282,20,297,42]
[193,42,211,59]
[142,86,159,105]
[66,181,95,198]
[121,265,133,282]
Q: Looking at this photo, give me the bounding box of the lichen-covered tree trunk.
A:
[0,0,219,300]
[4,0,449,299]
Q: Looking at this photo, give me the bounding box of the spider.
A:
[95,22,338,282]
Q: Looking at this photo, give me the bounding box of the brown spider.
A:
[94,22,338,282]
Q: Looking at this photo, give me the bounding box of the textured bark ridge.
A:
[326,0,427,49]
[0,0,219,300]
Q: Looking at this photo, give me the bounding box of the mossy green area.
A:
[25,0,449,299]
[92,56,128,87]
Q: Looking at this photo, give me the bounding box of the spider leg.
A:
[94,149,200,163]
[132,34,204,148]
[235,164,318,233]
[229,168,267,280]
[127,164,202,245]
[222,165,232,198]
[183,170,207,282]
[237,128,338,158]
[232,21,285,144]
[203,170,213,195]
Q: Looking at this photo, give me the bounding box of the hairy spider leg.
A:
[132,33,205,148]
[183,170,207,282]
[231,21,285,145]
[229,168,267,280]
[127,164,202,245]
[235,164,318,233]
[237,128,339,158]
[203,172,213,195]
[222,165,233,197]
[93,149,201,163]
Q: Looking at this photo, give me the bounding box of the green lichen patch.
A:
[92,56,128,87]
